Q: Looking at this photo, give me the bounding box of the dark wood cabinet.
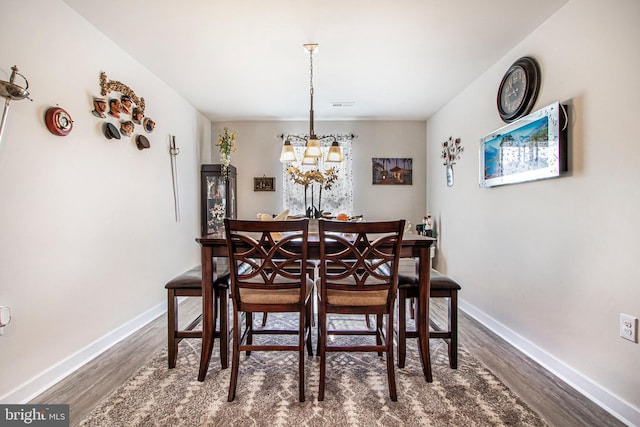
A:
[201,164,237,235]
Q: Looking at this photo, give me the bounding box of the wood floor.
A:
[32,297,624,427]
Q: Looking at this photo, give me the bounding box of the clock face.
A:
[497,57,541,122]
[499,66,527,115]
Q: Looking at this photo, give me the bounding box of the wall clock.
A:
[496,56,541,123]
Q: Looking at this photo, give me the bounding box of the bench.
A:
[397,267,461,370]
[165,264,231,369]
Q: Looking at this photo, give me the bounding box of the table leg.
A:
[417,246,433,382]
[198,246,214,382]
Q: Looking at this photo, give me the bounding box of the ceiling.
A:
[63,0,568,122]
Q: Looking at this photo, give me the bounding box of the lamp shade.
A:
[304,136,322,157]
[301,151,318,165]
[279,139,297,162]
[325,140,343,162]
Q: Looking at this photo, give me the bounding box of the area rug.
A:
[77,315,547,426]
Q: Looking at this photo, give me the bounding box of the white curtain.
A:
[282,135,353,217]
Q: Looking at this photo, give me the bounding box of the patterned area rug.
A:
[78,315,547,426]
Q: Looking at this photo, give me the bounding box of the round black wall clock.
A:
[497,56,541,122]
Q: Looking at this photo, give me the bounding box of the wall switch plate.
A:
[620,314,638,343]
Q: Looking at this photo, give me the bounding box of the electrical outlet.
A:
[620,314,638,343]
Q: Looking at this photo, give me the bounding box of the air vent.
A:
[331,102,355,107]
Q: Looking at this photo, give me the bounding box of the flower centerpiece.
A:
[286,166,339,218]
[217,127,237,181]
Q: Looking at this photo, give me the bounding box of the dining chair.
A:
[317,218,405,401]
[397,263,461,371]
[165,262,231,370]
[224,218,314,402]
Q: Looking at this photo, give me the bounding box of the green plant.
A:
[217,127,237,180]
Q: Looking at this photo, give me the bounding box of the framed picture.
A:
[254,176,275,191]
[372,158,413,185]
[479,102,568,188]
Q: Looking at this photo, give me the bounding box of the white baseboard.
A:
[0,302,167,404]
[460,299,640,427]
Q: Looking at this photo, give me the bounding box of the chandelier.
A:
[279,43,346,165]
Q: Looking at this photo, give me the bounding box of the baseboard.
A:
[0,302,167,404]
[460,299,640,427]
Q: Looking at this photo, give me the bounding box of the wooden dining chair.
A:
[317,219,405,401]
[224,218,314,402]
[397,263,461,371]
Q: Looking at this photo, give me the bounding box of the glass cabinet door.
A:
[201,164,237,235]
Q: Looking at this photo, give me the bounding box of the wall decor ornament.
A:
[441,137,463,187]
[44,106,73,136]
[136,134,150,150]
[99,72,145,114]
[103,122,121,140]
[95,72,153,150]
[254,176,275,192]
[497,56,541,123]
[480,102,568,188]
[169,136,180,221]
[92,97,107,118]
[372,158,413,185]
[0,65,32,146]
[143,117,155,133]
[120,120,133,137]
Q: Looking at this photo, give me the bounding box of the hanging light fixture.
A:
[325,140,344,163]
[279,43,352,164]
[302,43,322,158]
[279,138,297,162]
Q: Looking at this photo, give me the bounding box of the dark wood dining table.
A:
[196,230,436,382]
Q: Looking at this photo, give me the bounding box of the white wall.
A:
[426,0,640,424]
[210,120,426,226]
[0,0,208,402]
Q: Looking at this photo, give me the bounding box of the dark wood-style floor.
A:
[32,297,624,427]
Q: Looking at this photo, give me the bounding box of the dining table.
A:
[196,229,436,382]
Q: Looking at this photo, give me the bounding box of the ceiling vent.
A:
[331,102,355,107]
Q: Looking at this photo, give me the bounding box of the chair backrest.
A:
[318,219,405,307]
[224,218,309,303]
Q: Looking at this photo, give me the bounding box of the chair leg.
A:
[298,310,306,402]
[246,312,253,356]
[261,312,268,327]
[305,299,313,356]
[228,309,241,402]
[318,307,326,401]
[167,290,178,369]
[397,289,407,368]
[376,314,383,357]
[385,312,397,402]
